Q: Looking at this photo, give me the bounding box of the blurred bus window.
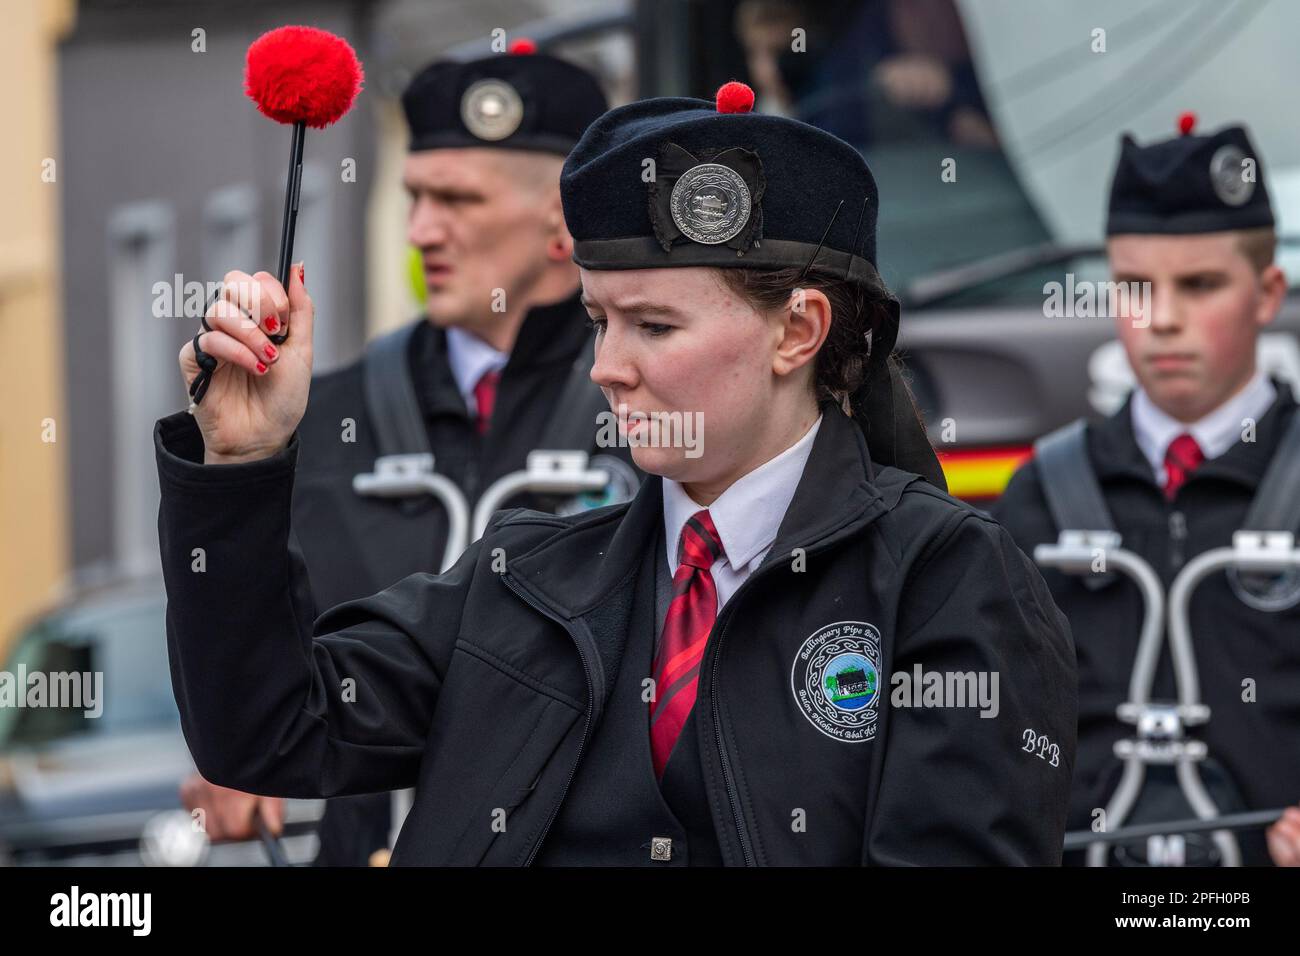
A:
[730,0,1052,300]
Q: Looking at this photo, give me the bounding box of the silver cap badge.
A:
[669,162,752,245]
[460,79,524,141]
[1209,144,1254,206]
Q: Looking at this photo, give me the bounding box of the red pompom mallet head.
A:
[508,37,537,55]
[245,26,363,129]
[1177,111,1197,136]
[716,81,755,114]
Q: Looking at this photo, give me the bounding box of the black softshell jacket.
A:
[993,383,1300,864]
[155,398,1077,865]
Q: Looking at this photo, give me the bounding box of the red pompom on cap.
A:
[245,26,364,129]
[1177,111,1196,135]
[716,81,755,114]
[508,37,537,55]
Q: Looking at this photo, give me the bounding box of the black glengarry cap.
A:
[401,40,608,156]
[1107,113,1275,236]
[561,82,948,491]
[560,81,881,284]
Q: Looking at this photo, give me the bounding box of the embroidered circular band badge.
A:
[791,620,882,742]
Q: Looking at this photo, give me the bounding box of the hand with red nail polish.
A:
[178,263,314,465]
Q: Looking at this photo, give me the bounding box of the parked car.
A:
[894,242,1300,501]
[0,575,321,865]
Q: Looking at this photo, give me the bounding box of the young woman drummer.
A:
[156,83,1076,865]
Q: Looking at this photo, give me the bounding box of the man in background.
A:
[179,43,638,866]
[995,118,1300,866]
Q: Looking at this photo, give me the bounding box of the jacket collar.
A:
[411,288,589,419]
[660,413,823,574]
[504,399,905,620]
[504,288,590,372]
[1092,377,1297,492]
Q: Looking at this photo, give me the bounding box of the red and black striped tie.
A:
[650,509,725,779]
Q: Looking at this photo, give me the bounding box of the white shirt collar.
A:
[1131,369,1276,479]
[662,414,823,575]
[445,326,509,412]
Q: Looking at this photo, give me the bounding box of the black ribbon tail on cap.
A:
[852,298,947,492]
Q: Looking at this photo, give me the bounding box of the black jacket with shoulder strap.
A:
[282,293,639,864]
[292,293,636,605]
[992,380,1300,864]
[155,397,1077,865]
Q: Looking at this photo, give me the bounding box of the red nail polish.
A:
[264,344,277,360]
[264,315,279,332]
[300,264,306,285]
[256,361,267,373]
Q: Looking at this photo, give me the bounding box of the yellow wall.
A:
[0,0,75,657]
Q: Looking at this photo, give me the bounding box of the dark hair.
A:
[716,264,896,410]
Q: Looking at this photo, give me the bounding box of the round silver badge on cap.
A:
[1209,144,1254,206]
[670,162,752,245]
[460,79,524,141]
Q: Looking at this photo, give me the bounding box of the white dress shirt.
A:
[445,326,510,415]
[661,414,823,610]
[1130,369,1276,484]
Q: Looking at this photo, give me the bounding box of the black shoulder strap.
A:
[1243,409,1300,532]
[361,320,431,457]
[538,348,607,452]
[1033,419,1117,590]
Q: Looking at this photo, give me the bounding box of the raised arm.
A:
[157,265,469,798]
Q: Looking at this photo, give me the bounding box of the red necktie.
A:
[1163,432,1205,500]
[472,369,501,435]
[650,509,725,779]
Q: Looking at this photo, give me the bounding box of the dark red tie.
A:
[1163,432,1205,500]
[649,509,725,779]
[472,369,501,435]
